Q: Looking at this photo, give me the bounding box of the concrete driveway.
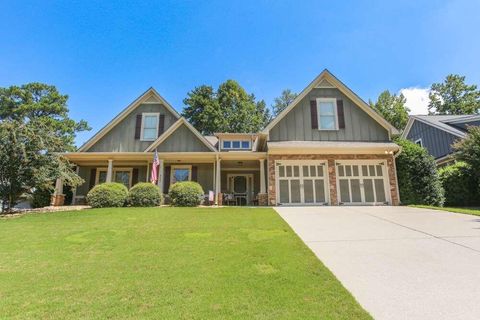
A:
[275,206,480,320]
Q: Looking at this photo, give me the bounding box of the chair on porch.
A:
[223,193,236,206]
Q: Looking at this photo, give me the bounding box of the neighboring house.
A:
[62,69,401,206]
[402,114,480,166]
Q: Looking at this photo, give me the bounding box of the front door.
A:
[227,174,254,205]
[275,161,329,205]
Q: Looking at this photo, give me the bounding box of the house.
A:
[402,114,480,166]
[60,69,401,206]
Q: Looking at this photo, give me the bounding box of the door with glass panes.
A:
[336,161,390,205]
[276,161,329,205]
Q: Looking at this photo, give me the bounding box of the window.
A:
[415,138,423,147]
[171,165,191,183]
[141,113,159,141]
[316,98,338,130]
[96,168,132,188]
[222,140,251,150]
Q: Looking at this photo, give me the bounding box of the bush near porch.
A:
[169,181,204,207]
[127,183,162,207]
[87,182,128,208]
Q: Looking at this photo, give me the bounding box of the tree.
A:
[182,80,270,135]
[369,90,410,131]
[394,138,444,206]
[0,83,89,212]
[453,125,480,185]
[0,83,90,151]
[428,74,480,115]
[272,89,298,116]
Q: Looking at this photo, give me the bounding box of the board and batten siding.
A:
[155,124,212,152]
[87,103,177,152]
[406,120,461,159]
[269,88,389,142]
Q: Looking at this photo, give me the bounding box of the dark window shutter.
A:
[132,168,139,186]
[135,114,142,139]
[310,100,318,129]
[164,166,171,193]
[337,99,345,129]
[89,168,97,190]
[191,166,198,182]
[158,114,165,136]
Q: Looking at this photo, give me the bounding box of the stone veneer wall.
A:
[267,154,399,206]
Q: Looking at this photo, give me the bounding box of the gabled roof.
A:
[262,69,399,135]
[144,117,217,152]
[401,114,480,139]
[78,88,181,152]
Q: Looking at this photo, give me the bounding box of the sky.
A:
[1,0,480,147]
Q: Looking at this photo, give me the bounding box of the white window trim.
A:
[221,139,251,150]
[316,98,339,131]
[415,138,423,147]
[140,112,160,141]
[170,165,192,184]
[95,167,133,188]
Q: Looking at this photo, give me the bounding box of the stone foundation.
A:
[257,193,268,206]
[267,154,400,206]
[50,194,65,207]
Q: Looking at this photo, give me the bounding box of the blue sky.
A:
[1,0,479,147]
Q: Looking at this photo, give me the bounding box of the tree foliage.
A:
[439,162,479,206]
[369,90,410,131]
[0,83,89,212]
[272,89,298,116]
[394,138,444,206]
[453,125,480,184]
[428,74,480,115]
[182,80,270,135]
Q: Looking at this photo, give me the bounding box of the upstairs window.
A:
[141,113,159,141]
[316,98,338,130]
[222,140,251,150]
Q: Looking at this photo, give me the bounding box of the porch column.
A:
[158,159,164,193]
[146,161,150,182]
[215,157,222,205]
[71,165,80,205]
[106,159,113,183]
[259,159,266,193]
[51,177,65,206]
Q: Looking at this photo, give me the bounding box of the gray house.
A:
[402,114,480,165]
[60,69,401,206]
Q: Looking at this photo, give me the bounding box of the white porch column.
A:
[215,157,221,205]
[54,178,64,196]
[259,158,266,194]
[71,165,80,205]
[146,161,150,182]
[158,159,164,193]
[106,159,113,183]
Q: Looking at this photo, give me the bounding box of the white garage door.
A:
[276,161,329,205]
[336,160,390,205]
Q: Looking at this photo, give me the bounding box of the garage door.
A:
[276,161,329,205]
[336,161,390,205]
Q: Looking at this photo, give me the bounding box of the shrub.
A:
[127,183,162,207]
[439,162,479,206]
[168,181,204,207]
[395,138,445,206]
[454,125,480,186]
[87,182,128,208]
[32,188,52,208]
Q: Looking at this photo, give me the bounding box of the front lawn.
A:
[0,207,370,319]
[410,205,480,217]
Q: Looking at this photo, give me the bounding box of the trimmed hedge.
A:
[439,161,479,206]
[168,181,204,207]
[395,138,444,206]
[127,183,162,207]
[87,182,128,208]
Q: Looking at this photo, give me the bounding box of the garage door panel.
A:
[290,179,301,203]
[279,180,289,203]
[304,180,314,203]
[314,180,326,203]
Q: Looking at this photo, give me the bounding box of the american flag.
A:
[151,150,160,184]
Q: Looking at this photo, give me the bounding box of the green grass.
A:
[0,207,370,319]
[410,205,480,217]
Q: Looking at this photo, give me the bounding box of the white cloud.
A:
[399,87,430,115]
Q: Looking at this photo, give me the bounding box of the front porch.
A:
[61,152,268,206]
